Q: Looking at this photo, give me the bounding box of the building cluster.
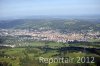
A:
[0,29,100,44]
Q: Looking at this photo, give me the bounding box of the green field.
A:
[0,41,100,66]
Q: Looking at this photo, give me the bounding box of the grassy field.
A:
[0,41,100,66]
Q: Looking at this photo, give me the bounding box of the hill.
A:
[0,18,100,32]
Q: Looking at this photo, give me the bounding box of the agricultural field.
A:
[0,41,100,66]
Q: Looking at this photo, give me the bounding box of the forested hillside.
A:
[0,18,100,31]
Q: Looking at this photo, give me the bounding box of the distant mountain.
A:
[0,18,100,32]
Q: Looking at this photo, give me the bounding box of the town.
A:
[0,29,100,47]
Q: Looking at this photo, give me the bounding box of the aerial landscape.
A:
[0,0,100,66]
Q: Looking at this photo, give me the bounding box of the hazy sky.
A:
[0,0,100,19]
